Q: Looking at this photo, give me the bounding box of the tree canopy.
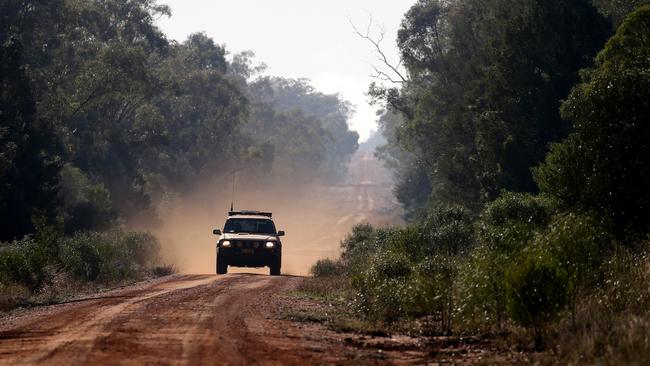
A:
[375,0,612,215]
[534,4,650,241]
[0,0,358,241]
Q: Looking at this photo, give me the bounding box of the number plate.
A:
[241,248,254,254]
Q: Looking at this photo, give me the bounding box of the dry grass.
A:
[541,244,650,365]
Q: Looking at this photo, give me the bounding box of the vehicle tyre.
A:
[270,254,281,276]
[216,255,228,274]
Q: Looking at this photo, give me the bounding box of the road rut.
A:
[0,274,312,365]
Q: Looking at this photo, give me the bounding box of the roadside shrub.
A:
[351,250,415,321]
[422,205,475,256]
[343,210,474,326]
[341,224,401,278]
[340,223,376,262]
[532,212,611,325]
[118,231,161,268]
[455,245,509,331]
[383,224,429,261]
[550,241,650,364]
[413,253,460,333]
[311,258,344,277]
[58,229,160,282]
[152,265,175,277]
[479,192,557,253]
[58,232,105,281]
[505,248,568,347]
[0,236,49,292]
[457,192,557,330]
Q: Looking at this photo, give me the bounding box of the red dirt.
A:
[0,274,529,365]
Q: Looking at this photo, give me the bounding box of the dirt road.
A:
[0,274,318,365]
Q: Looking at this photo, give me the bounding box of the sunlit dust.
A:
[144,152,401,276]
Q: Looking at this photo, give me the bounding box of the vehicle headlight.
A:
[265,241,275,248]
[222,240,231,248]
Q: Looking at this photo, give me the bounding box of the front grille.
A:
[234,241,261,249]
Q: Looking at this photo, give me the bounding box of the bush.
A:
[351,250,415,322]
[413,253,460,333]
[457,192,557,330]
[340,224,403,280]
[533,212,611,326]
[341,210,474,326]
[311,258,344,277]
[479,192,557,253]
[550,242,650,364]
[152,265,175,277]
[382,224,430,262]
[58,229,160,282]
[0,236,50,292]
[505,249,568,346]
[340,223,383,266]
[422,205,475,256]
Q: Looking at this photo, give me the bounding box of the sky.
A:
[156,0,414,141]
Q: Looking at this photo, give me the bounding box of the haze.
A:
[156,0,414,141]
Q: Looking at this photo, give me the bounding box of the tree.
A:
[0,39,61,240]
[534,5,650,242]
[245,77,358,184]
[374,0,611,212]
[375,109,431,219]
[592,0,650,26]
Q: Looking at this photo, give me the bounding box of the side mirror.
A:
[213,229,222,235]
[277,230,285,237]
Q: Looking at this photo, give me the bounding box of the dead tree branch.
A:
[349,14,408,84]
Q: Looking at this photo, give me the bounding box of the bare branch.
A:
[370,64,404,84]
[349,15,408,84]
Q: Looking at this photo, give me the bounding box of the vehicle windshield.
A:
[224,218,276,234]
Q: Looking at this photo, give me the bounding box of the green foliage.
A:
[376,0,611,212]
[0,236,50,292]
[421,205,475,256]
[59,164,114,233]
[548,241,650,364]
[340,223,381,266]
[244,77,358,184]
[351,250,415,322]
[532,212,611,328]
[592,0,650,26]
[0,0,359,242]
[341,208,474,328]
[375,109,432,218]
[534,4,650,242]
[413,254,459,332]
[0,37,62,241]
[456,193,556,329]
[58,229,160,282]
[505,249,568,338]
[310,259,344,278]
[479,192,557,253]
[534,213,610,291]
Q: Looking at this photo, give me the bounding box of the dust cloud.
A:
[148,152,402,276]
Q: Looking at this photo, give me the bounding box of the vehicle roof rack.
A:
[228,210,272,218]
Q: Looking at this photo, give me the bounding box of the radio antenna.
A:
[230,171,236,212]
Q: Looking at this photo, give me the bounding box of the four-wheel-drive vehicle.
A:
[212,210,285,276]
